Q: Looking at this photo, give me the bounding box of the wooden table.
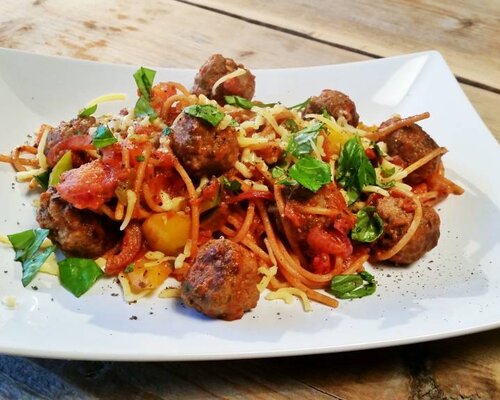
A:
[0,1,499,398]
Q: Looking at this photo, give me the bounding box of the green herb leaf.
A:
[222,177,242,193]
[335,136,376,204]
[287,122,324,158]
[330,271,376,299]
[351,206,384,243]
[136,155,145,162]
[7,229,55,286]
[92,124,118,149]
[34,171,50,190]
[58,258,104,298]
[78,104,97,118]
[134,96,158,120]
[288,97,311,111]
[162,127,171,136]
[124,263,135,273]
[289,155,331,192]
[22,245,56,287]
[133,66,156,100]
[224,95,254,110]
[49,150,73,186]
[184,104,225,127]
[285,119,299,133]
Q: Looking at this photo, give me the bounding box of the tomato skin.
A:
[105,222,143,275]
[311,253,331,274]
[306,226,353,258]
[46,135,94,167]
[150,82,177,114]
[56,160,120,210]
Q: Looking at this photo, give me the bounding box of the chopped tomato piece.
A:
[46,135,94,167]
[306,226,353,258]
[56,159,121,210]
[311,253,331,275]
[105,222,143,275]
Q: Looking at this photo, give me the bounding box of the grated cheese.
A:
[159,288,182,298]
[257,266,278,292]
[85,93,127,108]
[118,272,151,302]
[363,185,390,197]
[2,296,17,308]
[234,161,252,178]
[37,125,51,170]
[39,252,59,276]
[211,68,247,96]
[120,190,136,231]
[265,288,313,312]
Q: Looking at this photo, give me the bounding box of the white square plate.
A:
[0,49,499,361]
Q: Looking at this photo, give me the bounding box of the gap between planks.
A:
[174,0,500,95]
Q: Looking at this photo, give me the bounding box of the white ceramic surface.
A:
[0,49,498,361]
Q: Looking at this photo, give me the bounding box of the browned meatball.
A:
[171,113,239,177]
[372,196,440,264]
[181,238,260,321]
[192,54,256,104]
[383,122,440,185]
[304,89,359,126]
[36,187,120,259]
[44,116,96,168]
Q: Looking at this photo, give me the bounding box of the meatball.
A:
[37,187,120,259]
[181,238,260,321]
[192,54,256,104]
[44,116,96,168]
[383,122,440,185]
[304,89,359,126]
[171,113,239,177]
[373,196,440,264]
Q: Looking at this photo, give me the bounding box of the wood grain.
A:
[0,0,497,138]
[0,329,497,399]
[193,0,500,90]
[0,1,498,399]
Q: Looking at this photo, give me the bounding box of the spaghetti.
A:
[0,55,463,320]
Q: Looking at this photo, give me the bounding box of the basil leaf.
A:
[58,258,104,298]
[288,97,311,111]
[222,177,242,193]
[335,136,376,204]
[92,124,117,149]
[162,126,171,136]
[224,95,254,110]
[133,66,156,100]
[351,206,384,243]
[124,263,135,273]
[7,228,55,287]
[134,96,158,119]
[287,122,324,158]
[184,104,224,127]
[289,155,331,192]
[330,271,376,299]
[22,245,56,287]
[285,119,299,133]
[78,104,97,118]
[34,171,50,190]
[8,228,50,262]
[48,150,72,186]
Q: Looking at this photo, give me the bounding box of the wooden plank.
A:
[194,0,500,90]
[0,1,496,140]
[0,0,366,68]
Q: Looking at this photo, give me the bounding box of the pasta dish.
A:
[0,54,463,320]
